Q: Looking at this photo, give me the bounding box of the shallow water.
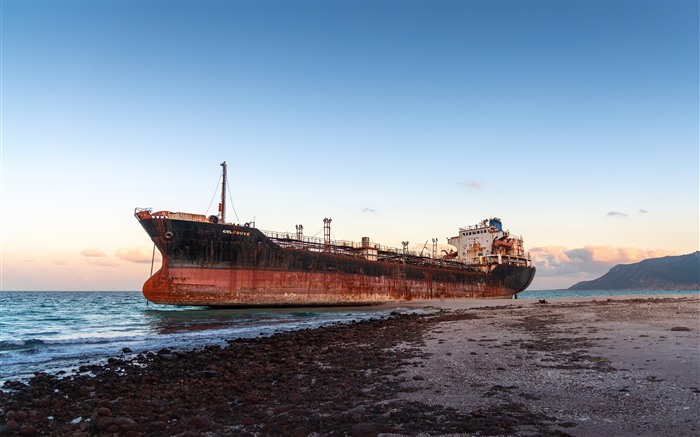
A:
[0,291,394,383]
[1,289,697,383]
[519,288,699,299]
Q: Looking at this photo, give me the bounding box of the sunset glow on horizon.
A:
[2,1,698,291]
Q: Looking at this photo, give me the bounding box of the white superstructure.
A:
[446,218,531,267]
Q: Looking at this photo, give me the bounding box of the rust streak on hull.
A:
[135,205,536,307]
[144,262,534,306]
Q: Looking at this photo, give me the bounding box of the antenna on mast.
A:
[219,161,227,223]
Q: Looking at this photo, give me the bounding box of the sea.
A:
[1,289,697,385]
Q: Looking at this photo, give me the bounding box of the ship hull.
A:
[138,217,535,307]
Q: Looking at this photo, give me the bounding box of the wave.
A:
[0,339,46,351]
[0,334,151,351]
[0,302,394,383]
[2,312,380,351]
[0,319,330,355]
[289,312,320,318]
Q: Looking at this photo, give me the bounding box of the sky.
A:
[1,0,698,291]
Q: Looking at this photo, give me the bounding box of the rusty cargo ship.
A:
[135,163,535,306]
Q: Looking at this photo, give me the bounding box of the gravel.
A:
[0,296,697,436]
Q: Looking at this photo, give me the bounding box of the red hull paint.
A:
[144,266,517,307]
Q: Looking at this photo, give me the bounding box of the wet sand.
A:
[1,295,697,436]
[394,295,699,436]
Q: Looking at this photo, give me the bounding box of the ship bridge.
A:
[447,218,531,268]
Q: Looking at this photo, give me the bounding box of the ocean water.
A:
[519,289,699,299]
[1,289,697,384]
[0,291,396,384]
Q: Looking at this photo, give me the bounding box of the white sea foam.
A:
[0,291,390,384]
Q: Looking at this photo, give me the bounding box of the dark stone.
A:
[36,398,50,408]
[244,393,260,403]
[273,404,294,414]
[288,393,304,403]
[188,415,212,430]
[97,417,114,430]
[150,421,167,431]
[291,426,309,437]
[352,423,385,437]
[2,380,26,390]
[191,370,218,378]
[19,425,36,436]
[115,417,138,431]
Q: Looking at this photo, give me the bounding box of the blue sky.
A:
[2,0,698,291]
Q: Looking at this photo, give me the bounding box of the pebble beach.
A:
[1,295,698,436]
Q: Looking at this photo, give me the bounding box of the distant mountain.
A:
[569,251,700,291]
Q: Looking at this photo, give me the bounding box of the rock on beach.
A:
[0,295,697,436]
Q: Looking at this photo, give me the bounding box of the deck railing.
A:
[261,230,428,258]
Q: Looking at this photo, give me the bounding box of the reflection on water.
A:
[140,305,389,335]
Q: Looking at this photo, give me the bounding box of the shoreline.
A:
[1,295,698,436]
[381,291,700,310]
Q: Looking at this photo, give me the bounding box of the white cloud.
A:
[530,245,676,282]
[457,180,483,189]
[607,211,627,218]
[115,247,159,264]
[81,248,118,266]
[81,248,106,257]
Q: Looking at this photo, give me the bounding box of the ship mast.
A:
[220,161,227,223]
